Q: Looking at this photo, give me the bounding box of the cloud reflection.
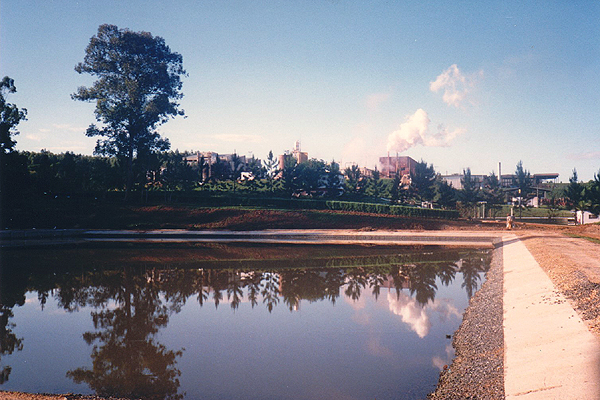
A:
[432,344,455,371]
[387,293,461,338]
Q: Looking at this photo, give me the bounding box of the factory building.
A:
[379,155,417,178]
[279,140,308,171]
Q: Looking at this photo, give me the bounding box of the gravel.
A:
[428,246,504,399]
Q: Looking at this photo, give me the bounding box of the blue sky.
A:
[1,1,599,181]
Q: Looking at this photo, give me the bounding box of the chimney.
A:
[387,151,390,178]
[498,162,502,186]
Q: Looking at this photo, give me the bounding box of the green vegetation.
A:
[73,24,186,200]
[1,25,598,227]
[566,168,600,216]
[325,200,458,219]
[565,233,600,245]
[496,205,572,218]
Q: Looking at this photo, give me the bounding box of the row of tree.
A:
[1,23,599,216]
[567,169,600,216]
[3,143,600,213]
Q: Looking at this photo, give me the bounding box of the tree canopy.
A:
[566,168,584,210]
[513,160,532,198]
[458,167,480,215]
[410,160,436,202]
[73,24,186,198]
[0,76,27,154]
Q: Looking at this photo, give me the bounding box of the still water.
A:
[0,243,490,400]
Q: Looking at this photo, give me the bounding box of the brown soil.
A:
[6,201,499,231]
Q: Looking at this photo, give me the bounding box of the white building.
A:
[576,211,600,225]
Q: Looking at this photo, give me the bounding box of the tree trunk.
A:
[124,152,134,201]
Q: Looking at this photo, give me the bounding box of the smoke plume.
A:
[386,108,463,153]
[430,64,482,108]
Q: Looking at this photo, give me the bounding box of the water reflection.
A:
[0,245,490,399]
[64,267,184,400]
[0,263,25,384]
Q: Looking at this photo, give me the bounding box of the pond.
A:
[0,243,491,400]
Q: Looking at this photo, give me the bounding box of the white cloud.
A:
[26,134,42,141]
[429,298,461,321]
[386,109,464,153]
[430,64,482,108]
[345,292,367,311]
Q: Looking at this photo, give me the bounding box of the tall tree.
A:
[410,160,436,202]
[0,77,29,212]
[481,172,504,217]
[513,160,532,199]
[280,155,298,195]
[458,168,480,217]
[585,169,600,215]
[0,77,27,154]
[326,160,344,197]
[344,164,362,195]
[294,159,326,195]
[264,150,279,192]
[73,24,186,200]
[434,178,457,209]
[566,168,584,210]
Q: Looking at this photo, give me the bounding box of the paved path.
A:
[503,234,600,399]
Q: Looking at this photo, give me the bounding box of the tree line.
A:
[1,23,599,218]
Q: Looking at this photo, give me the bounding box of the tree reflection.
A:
[0,246,491,395]
[344,270,367,302]
[406,264,439,306]
[261,272,280,312]
[0,306,23,384]
[0,263,25,384]
[459,254,490,299]
[65,267,184,400]
[436,262,458,287]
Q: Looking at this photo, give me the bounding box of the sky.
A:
[1,0,599,182]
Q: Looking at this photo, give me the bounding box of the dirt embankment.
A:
[6,202,501,231]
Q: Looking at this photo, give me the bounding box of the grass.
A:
[496,205,573,218]
[565,233,600,244]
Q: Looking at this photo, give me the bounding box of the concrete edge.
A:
[0,229,504,248]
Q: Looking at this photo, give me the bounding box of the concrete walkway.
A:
[503,234,600,399]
